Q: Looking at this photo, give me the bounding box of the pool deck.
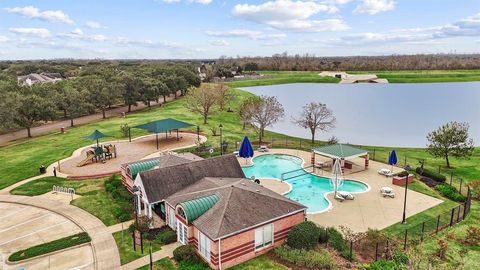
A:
[238,148,443,232]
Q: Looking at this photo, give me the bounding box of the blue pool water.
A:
[242,154,369,213]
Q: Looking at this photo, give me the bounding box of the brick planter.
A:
[392,174,414,186]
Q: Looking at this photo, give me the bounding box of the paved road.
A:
[0,195,121,270]
[0,92,180,146]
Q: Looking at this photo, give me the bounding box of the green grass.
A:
[113,229,163,265]
[225,71,339,87]
[229,255,290,270]
[9,232,91,262]
[136,258,178,270]
[349,70,480,83]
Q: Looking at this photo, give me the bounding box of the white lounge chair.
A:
[378,168,394,177]
[338,191,355,200]
[233,151,239,157]
[380,187,395,198]
[335,194,345,202]
[258,145,269,152]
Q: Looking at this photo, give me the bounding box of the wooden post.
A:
[459,178,463,194]
[375,242,379,261]
[436,215,441,233]
[456,205,461,223]
[403,229,408,250]
[450,208,455,227]
[421,222,425,242]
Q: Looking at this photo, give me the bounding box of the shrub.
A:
[178,258,210,270]
[274,245,335,269]
[393,250,409,265]
[173,245,197,262]
[156,229,177,244]
[435,184,467,202]
[327,227,353,260]
[420,176,440,188]
[369,259,397,270]
[318,226,328,243]
[437,239,448,259]
[416,167,446,182]
[395,171,410,177]
[468,180,480,200]
[465,225,480,246]
[9,232,91,262]
[287,221,321,250]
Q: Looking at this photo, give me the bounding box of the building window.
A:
[178,222,188,245]
[255,223,273,251]
[198,231,211,261]
[177,207,186,219]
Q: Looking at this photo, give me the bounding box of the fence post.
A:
[450,208,455,227]
[404,229,408,250]
[457,205,461,223]
[325,228,328,248]
[421,221,425,242]
[450,172,453,186]
[375,242,379,261]
[386,239,389,259]
[404,156,407,167]
[349,240,353,261]
[459,178,463,194]
[373,148,376,160]
[436,215,441,234]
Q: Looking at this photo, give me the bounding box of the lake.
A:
[240,82,480,147]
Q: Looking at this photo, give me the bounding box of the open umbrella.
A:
[238,136,254,164]
[388,149,397,171]
[330,158,344,197]
[85,130,109,147]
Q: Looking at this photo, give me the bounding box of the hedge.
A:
[155,229,177,244]
[435,184,467,202]
[9,232,91,262]
[173,245,197,262]
[415,167,446,182]
[327,227,354,260]
[286,221,321,250]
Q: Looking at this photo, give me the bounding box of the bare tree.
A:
[246,96,284,143]
[427,121,475,167]
[215,84,232,111]
[238,96,258,130]
[293,102,336,144]
[185,84,217,124]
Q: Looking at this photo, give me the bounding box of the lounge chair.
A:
[378,168,394,177]
[338,191,355,200]
[335,194,345,202]
[380,187,395,198]
[258,145,269,152]
[314,161,325,168]
[233,151,239,157]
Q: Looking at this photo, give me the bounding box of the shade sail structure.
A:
[133,118,194,134]
[238,136,254,159]
[313,144,368,160]
[84,130,109,146]
[131,118,195,149]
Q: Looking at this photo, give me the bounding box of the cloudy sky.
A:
[0,0,479,59]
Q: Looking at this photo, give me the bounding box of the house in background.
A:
[17,72,63,86]
[130,154,307,269]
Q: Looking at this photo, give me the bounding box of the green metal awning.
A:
[180,194,219,224]
[133,118,194,134]
[127,159,160,178]
[313,144,368,160]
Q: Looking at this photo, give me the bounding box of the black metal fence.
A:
[338,186,473,263]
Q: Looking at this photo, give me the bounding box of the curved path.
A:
[0,195,121,270]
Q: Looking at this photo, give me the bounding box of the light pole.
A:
[219,124,223,155]
[402,177,409,224]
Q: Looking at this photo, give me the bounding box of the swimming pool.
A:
[242,154,370,213]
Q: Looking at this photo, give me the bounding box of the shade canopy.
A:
[388,150,398,166]
[313,144,368,160]
[238,136,254,158]
[133,118,194,134]
[85,130,109,141]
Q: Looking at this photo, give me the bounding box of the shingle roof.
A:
[166,178,306,240]
[139,155,245,204]
[313,144,368,159]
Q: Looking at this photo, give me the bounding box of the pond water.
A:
[240,82,480,147]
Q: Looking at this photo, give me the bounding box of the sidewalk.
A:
[0,92,180,146]
[121,242,180,270]
[108,220,135,233]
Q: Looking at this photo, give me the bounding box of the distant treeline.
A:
[215,53,480,71]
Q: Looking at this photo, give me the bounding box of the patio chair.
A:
[338,191,355,200]
[378,168,394,177]
[380,187,395,198]
[258,145,269,152]
[335,193,345,202]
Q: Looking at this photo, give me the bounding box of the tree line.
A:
[0,63,200,137]
[216,53,480,71]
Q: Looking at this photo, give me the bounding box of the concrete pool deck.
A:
[238,148,443,232]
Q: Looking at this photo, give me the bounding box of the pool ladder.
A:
[281,165,315,181]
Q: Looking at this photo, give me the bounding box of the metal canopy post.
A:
[176,129,179,141]
[156,133,159,149]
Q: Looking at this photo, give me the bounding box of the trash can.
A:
[39,165,46,174]
[60,127,65,133]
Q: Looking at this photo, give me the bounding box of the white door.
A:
[177,222,188,245]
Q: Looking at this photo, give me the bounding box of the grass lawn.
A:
[11,176,131,226]
[114,229,163,265]
[136,258,177,270]
[349,69,480,83]
[226,71,339,87]
[229,255,290,270]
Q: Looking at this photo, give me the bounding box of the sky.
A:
[0,0,479,59]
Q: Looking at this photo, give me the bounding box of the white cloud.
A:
[210,39,230,46]
[354,0,395,15]
[232,0,349,32]
[10,28,51,39]
[0,36,10,43]
[85,21,104,29]
[158,0,212,4]
[5,6,74,24]
[71,28,84,36]
[205,29,262,38]
[191,0,212,4]
[433,13,480,38]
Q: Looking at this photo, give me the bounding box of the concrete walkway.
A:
[121,242,180,270]
[0,92,180,146]
[108,220,135,234]
[0,195,121,270]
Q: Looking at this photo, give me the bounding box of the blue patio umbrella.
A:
[388,149,398,170]
[238,136,254,164]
